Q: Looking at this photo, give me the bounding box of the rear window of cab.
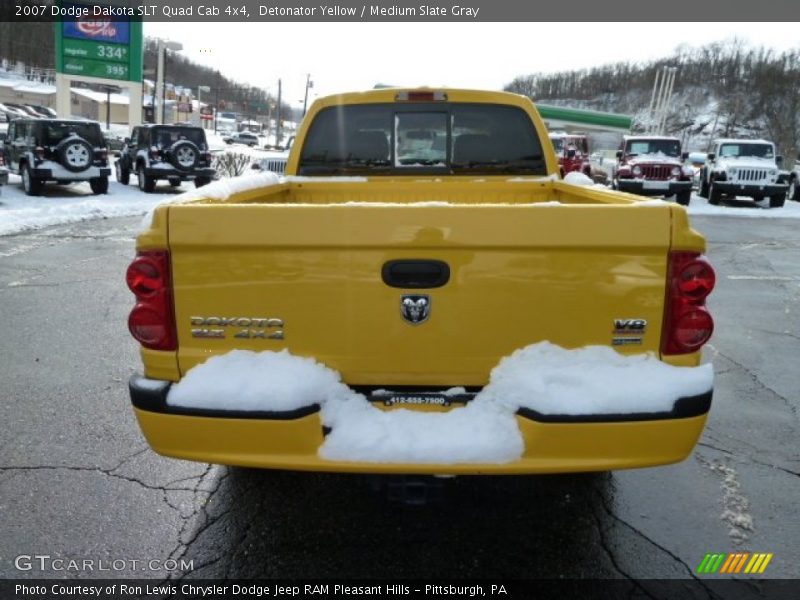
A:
[298,103,545,176]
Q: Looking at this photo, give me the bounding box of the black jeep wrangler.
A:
[116,124,215,192]
[5,119,111,196]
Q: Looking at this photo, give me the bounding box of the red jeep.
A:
[613,136,692,206]
[549,133,592,179]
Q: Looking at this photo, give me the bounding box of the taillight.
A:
[662,252,715,355]
[126,250,176,351]
[676,259,716,299]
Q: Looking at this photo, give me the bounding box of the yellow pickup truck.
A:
[126,88,715,474]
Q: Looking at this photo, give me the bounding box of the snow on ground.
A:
[0,132,289,237]
[0,173,179,237]
[3,169,800,238]
[686,193,800,218]
[166,343,712,464]
[610,191,800,218]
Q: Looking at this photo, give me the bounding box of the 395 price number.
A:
[105,64,128,77]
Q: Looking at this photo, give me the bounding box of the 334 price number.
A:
[96,45,128,60]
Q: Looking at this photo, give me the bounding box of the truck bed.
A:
[138,178,700,384]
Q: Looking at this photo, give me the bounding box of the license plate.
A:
[642,180,668,190]
[381,394,451,407]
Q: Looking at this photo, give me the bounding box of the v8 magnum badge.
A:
[401,295,431,325]
[612,318,647,346]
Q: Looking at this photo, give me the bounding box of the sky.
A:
[144,22,800,109]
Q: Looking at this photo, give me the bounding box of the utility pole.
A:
[302,74,312,117]
[658,67,677,135]
[214,72,220,134]
[276,78,282,146]
[647,68,662,134]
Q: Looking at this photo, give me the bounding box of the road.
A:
[0,211,798,590]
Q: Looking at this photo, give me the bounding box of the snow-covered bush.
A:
[212,152,253,178]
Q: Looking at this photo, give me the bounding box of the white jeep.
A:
[698,139,788,208]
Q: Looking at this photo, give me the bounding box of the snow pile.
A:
[479,342,713,415]
[166,342,713,464]
[634,199,669,207]
[286,176,368,183]
[167,171,281,204]
[319,399,523,464]
[563,172,594,186]
[139,171,281,232]
[167,349,347,412]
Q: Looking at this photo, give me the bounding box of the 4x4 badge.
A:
[401,295,431,325]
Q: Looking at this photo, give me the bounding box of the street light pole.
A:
[156,39,183,125]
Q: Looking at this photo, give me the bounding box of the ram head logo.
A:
[400,295,431,325]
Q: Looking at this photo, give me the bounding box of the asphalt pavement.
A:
[0,212,797,590]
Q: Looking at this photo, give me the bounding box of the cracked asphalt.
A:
[0,214,797,589]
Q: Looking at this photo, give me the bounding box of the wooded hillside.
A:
[505,40,800,156]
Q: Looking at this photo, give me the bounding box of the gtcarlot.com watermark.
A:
[14,554,193,573]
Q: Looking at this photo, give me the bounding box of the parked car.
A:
[549,132,593,179]
[4,103,42,118]
[4,118,111,195]
[0,102,30,121]
[788,156,800,202]
[250,154,288,175]
[103,129,127,153]
[0,127,9,190]
[612,135,693,205]
[25,104,57,118]
[686,152,707,190]
[698,139,787,208]
[115,124,215,192]
[223,131,259,147]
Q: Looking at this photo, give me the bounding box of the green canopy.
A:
[536,104,632,133]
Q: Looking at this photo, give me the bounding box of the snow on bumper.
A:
[129,344,713,472]
[32,161,110,181]
[144,165,215,180]
[713,181,787,197]
[616,178,692,197]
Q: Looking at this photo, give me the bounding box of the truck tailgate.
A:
[168,204,671,385]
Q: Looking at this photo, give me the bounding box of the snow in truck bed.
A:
[166,343,713,464]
